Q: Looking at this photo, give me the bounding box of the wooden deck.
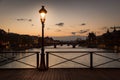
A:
[0,68,120,80]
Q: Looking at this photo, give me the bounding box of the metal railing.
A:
[0,51,119,69]
[46,51,120,69]
[0,51,40,69]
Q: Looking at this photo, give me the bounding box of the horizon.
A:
[0,0,120,37]
[1,28,119,41]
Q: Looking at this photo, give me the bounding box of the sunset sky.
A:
[0,0,120,37]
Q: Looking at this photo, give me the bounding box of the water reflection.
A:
[0,45,120,68]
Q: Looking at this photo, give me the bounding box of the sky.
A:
[0,0,120,37]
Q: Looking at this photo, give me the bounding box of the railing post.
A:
[36,52,39,69]
[90,52,93,69]
[46,52,49,70]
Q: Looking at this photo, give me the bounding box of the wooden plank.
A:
[0,68,120,80]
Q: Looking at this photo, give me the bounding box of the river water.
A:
[0,45,120,68]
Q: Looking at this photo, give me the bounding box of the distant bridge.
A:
[47,42,81,48]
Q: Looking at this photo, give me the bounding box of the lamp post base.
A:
[39,66,47,71]
[38,53,47,71]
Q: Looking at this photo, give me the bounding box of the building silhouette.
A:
[87,32,97,48]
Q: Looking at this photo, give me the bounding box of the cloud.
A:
[28,19,32,22]
[71,29,90,35]
[81,23,86,26]
[31,24,34,26]
[16,18,32,22]
[56,22,64,27]
[17,18,26,21]
[79,29,90,34]
[71,32,76,35]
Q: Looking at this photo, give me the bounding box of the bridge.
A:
[47,41,82,48]
[0,51,120,80]
[51,44,78,48]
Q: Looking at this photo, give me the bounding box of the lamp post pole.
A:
[39,6,47,70]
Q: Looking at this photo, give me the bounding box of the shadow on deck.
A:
[0,68,120,80]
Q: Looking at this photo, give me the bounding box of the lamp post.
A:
[39,6,47,70]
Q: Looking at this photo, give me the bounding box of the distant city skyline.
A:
[0,0,120,37]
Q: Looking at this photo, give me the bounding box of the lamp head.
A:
[39,6,47,23]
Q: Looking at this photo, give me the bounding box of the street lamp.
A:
[39,6,47,70]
